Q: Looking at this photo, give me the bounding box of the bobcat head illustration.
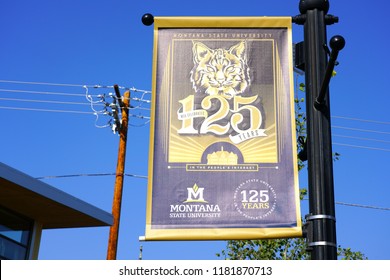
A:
[190,41,251,99]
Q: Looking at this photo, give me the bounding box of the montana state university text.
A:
[170,204,221,218]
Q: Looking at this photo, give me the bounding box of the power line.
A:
[1,109,387,147]
[334,201,390,211]
[332,115,390,126]
[3,79,390,140]
[0,97,101,106]
[0,83,151,125]
[130,97,151,104]
[0,90,151,108]
[35,173,148,180]
[0,106,152,121]
[332,134,390,144]
[126,88,151,94]
[0,106,93,114]
[2,80,389,125]
[299,130,390,153]
[302,198,390,211]
[332,142,390,152]
[5,81,387,127]
[0,79,93,88]
[1,108,387,147]
[332,125,390,135]
[0,88,88,97]
[0,79,152,94]
[128,113,150,120]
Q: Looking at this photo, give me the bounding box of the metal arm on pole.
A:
[315,35,345,110]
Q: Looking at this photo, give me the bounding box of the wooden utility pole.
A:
[107,88,130,260]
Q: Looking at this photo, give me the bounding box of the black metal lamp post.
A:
[294,0,345,260]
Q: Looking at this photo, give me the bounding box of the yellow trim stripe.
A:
[154,17,292,28]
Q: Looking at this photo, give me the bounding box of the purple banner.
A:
[145,17,301,240]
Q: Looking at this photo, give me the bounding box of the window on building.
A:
[0,207,32,260]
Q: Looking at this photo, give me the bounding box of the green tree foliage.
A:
[337,247,367,260]
[217,97,366,260]
[217,239,367,260]
[217,238,309,260]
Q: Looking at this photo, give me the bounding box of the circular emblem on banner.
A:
[233,179,277,220]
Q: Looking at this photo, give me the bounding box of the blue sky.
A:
[0,0,389,260]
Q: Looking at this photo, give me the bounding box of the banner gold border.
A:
[146,16,301,241]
